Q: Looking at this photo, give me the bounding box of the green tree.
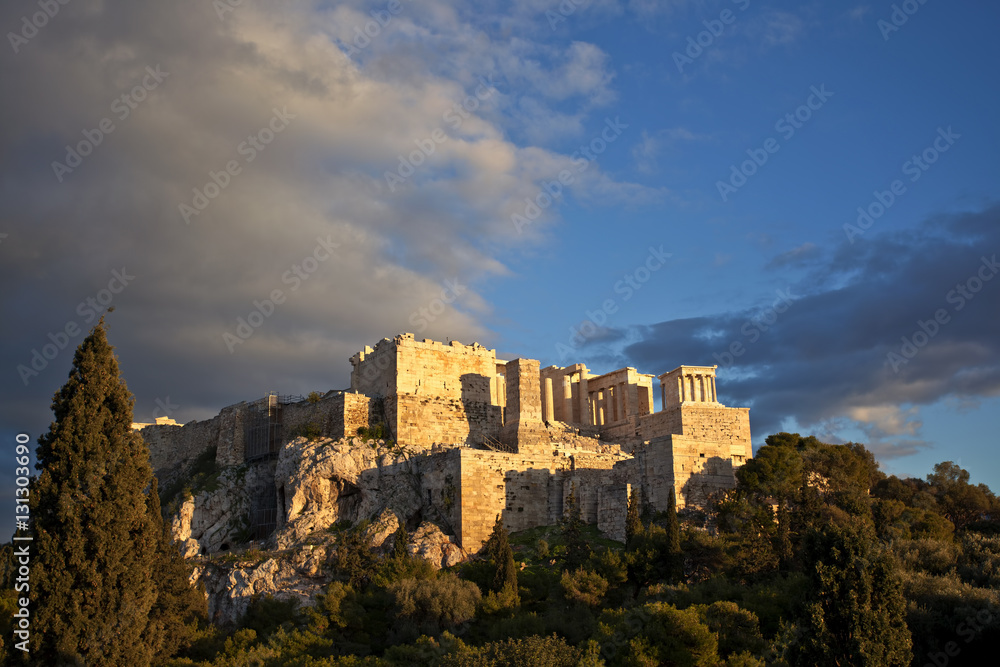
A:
[439,633,583,666]
[392,524,410,561]
[561,483,590,571]
[927,461,998,530]
[626,486,642,546]
[146,476,208,661]
[388,572,481,642]
[29,318,162,665]
[790,523,912,666]
[595,602,720,666]
[695,601,766,659]
[331,522,379,588]
[560,567,609,607]
[774,502,793,568]
[736,442,803,504]
[664,486,682,581]
[483,515,518,597]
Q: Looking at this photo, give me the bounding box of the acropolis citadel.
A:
[141,333,753,555]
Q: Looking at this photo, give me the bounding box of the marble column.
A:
[543,377,554,422]
[563,375,573,422]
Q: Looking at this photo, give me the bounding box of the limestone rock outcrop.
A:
[169,462,273,555]
[167,436,470,625]
[273,437,422,548]
[365,508,401,551]
[409,522,468,569]
[200,551,331,625]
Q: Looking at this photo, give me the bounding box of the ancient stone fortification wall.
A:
[457,448,574,552]
[143,417,220,476]
[350,334,503,447]
[452,446,630,553]
[418,449,463,534]
[676,404,752,458]
[395,395,501,448]
[598,483,630,543]
[280,392,371,442]
[143,400,256,472]
[146,393,374,478]
[502,359,550,453]
[637,407,683,442]
[395,337,498,402]
[669,434,739,509]
[216,402,253,466]
[343,392,371,436]
[600,417,642,442]
[350,338,398,398]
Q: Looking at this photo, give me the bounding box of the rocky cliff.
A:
[164,436,469,624]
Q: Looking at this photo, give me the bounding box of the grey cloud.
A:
[617,206,1000,457]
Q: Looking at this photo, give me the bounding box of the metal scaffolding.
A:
[251,489,278,540]
[244,393,283,462]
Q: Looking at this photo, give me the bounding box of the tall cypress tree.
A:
[30,318,161,665]
[484,515,518,596]
[561,483,590,571]
[774,502,793,569]
[145,476,208,662]
[664,486,682,582]
[625,486,642,547]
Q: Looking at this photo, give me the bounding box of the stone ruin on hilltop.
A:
[141,333,753,560]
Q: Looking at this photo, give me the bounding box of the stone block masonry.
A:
[351,334,505,447]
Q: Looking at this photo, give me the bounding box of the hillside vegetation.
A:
[148,434,1000,666]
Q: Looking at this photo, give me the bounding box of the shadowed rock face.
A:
[170,436,470,625]
[274,436,424,548]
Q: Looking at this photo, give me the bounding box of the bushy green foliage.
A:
[241,595,301,641]
[892,538,960,576]
[897,569,1000,664]
[307,390,324,404]
[694,600,766,659]
[664,487,682,581]
[290,421,323,441]
[536,538,549,559]
[139,432,1000,666]
[483,515,518,598]
[357,422,389,442]
[957,532,1000,588]
[438,633,583,666]
[595,602,719,666]
[789,523,912,666]
[560,568,609,607]
[388,573,481,642]
[330,521,379,588]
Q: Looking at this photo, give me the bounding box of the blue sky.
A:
[2,0,998,538]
